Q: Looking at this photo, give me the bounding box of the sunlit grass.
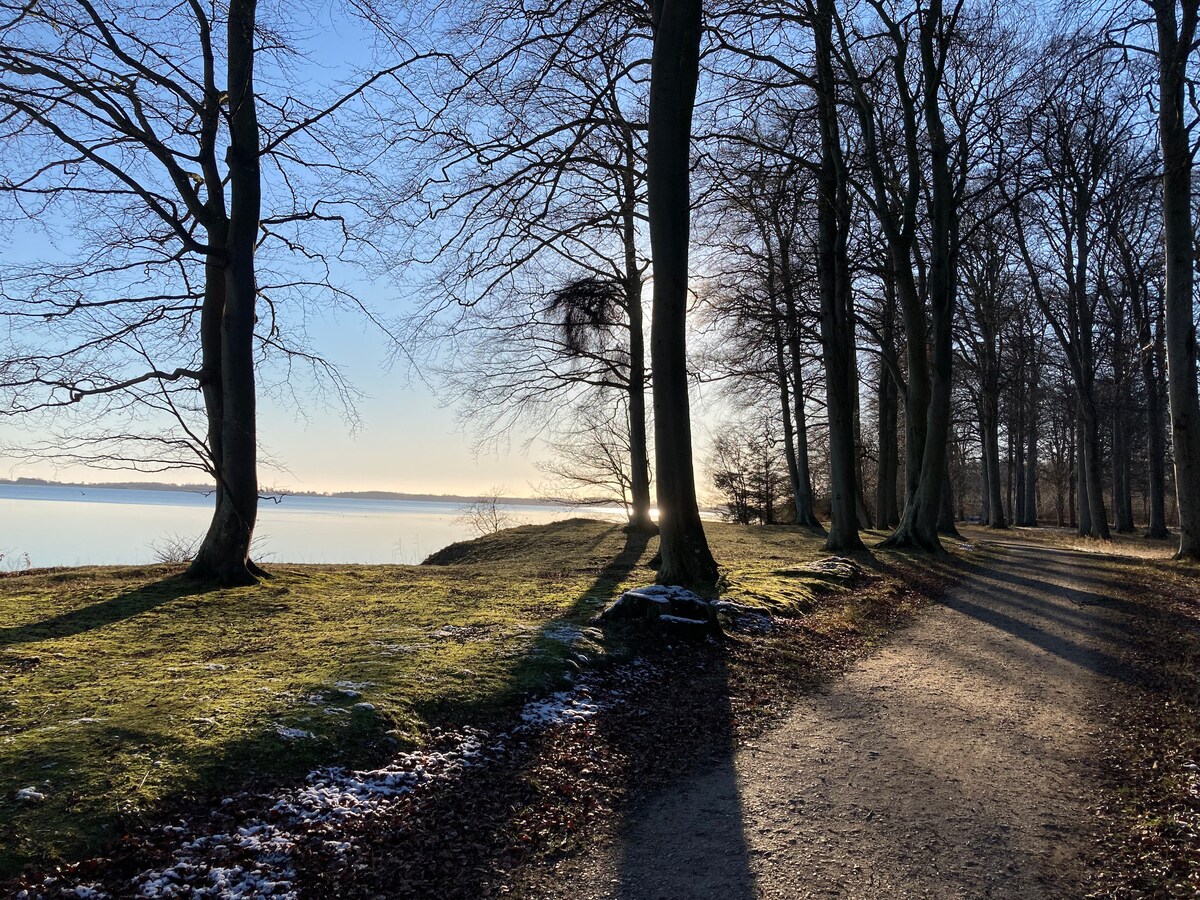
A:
[0,517,874,874]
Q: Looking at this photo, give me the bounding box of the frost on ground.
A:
[23,658,656,900]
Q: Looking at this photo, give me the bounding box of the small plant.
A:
[149,533,199,564]
[457,487,520,537]
[0,550,32,573]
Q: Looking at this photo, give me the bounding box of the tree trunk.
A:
[1113,402,1135,533]
[776,318,822,530]
[1144,307,1170,538]
[980,432,991,524]
[875,356,900,528]
[938,462,960,537]
[620,129,654,533]
[880,0,956,551]
[625,277,654,532]
[982,399,1006,528]
[813,0,864,553]
[1156,0,1200,559]
[189,0,261,587]
[851,356,873,529]
[1079,396,1111,538]
[647,0,717,585]
[786,302,823,530]
[1021,370,1039,526]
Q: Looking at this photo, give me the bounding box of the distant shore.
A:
[0,477,561,507]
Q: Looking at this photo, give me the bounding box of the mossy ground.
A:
[0,517,922,876]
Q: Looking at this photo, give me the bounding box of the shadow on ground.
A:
[0,575,209,648]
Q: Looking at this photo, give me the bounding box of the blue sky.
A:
[0,1,556,496]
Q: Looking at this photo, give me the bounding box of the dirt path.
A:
[545,541,1131,899]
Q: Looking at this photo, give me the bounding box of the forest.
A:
[2,0,1200,897]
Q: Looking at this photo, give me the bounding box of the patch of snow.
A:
[352,702,375,712]
[274,727,315,741]
[54,660,661,898]
[519,689,603,728]
[16,786,45,802]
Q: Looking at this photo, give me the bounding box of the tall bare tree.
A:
[648,0,718,584]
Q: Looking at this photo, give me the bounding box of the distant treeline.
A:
[0,478,560,507]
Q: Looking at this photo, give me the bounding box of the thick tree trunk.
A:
[189,0,261,587]
[1079,396,1111,539]
[1156,0,1200,559]
[646,0,717,585]
[813,0,864,553]
[880,0,956,552]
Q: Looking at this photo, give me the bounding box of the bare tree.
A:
[0,0,401,582]
[1149,0,1200,558]
[647,0,718,584]
[537,398,647,518]
[392,0,657,531]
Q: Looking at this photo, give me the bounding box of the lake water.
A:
[0,484,611,567]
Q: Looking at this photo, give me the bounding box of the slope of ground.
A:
[0,519,934,880]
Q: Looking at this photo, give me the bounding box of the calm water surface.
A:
[0,484,608,567]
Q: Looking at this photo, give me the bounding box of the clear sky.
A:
[0,1,755,497]
[0,2,558,496]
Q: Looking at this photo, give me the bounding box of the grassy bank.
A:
[0,518,940,876]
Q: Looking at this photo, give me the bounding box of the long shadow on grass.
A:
[0,575,209,647]
[297,525,757,899]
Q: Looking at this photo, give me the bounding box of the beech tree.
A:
[647,0,718,584]
[0,0,409,582]
[0,0,268,583]
[1148,0,1200,558]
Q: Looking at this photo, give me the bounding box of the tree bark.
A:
[813,0,864,553]
[938,461,960,537]
[1021,363,1039,526]
[785,299,823,530]
[189,0,261,586]
[1155,0,1200,559]
[647,0,717,585]
[875,353,900,528]
[880,0,957,551]
[1143,296,1171,538]
[981,397,1006,528]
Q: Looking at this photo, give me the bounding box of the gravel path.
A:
[547,541,1126,899]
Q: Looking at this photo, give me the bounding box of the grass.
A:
[0,517,912,877]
